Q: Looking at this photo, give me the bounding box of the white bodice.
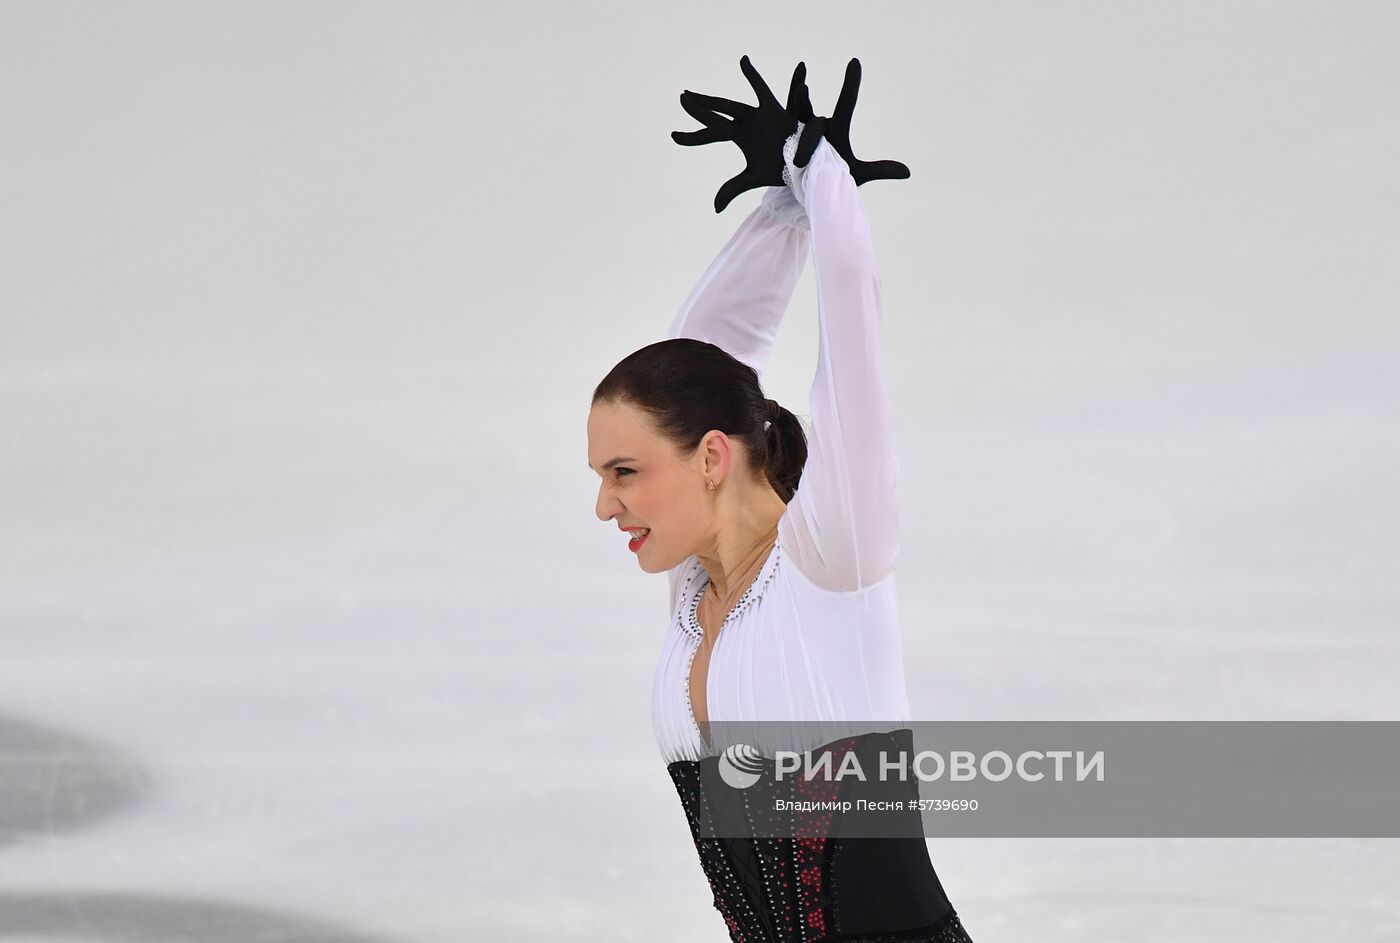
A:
[651,526,913,764]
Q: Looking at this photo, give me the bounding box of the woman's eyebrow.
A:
[589,456,638,473]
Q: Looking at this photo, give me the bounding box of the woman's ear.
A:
[698,429,734,485]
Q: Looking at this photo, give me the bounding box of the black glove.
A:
[671,56,824,213]
[797,58,911,184]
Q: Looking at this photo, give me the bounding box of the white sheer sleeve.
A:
[665,185,812,613]
[777,135,901,592]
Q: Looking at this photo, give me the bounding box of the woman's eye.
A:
[616,467,634,477]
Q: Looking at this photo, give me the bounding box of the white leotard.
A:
[652,134,914,764]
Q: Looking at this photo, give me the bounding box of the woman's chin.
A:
[637,546,676,574]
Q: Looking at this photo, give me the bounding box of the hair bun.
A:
[763,398,780,433]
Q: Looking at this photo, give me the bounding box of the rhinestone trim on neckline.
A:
[681,533,783,642]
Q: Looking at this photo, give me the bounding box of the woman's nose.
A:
[595,482,620,522]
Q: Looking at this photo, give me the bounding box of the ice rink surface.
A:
[3,2,1398,940]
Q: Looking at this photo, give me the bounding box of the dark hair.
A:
[592,338,807,503]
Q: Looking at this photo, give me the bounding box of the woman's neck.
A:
[696,484,786,600]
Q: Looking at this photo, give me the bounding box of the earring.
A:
[707,478,716,492]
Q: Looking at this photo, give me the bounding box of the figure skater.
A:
[587,56,973,942]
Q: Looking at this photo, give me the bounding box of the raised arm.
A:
[778,132,900,592]
[666,185,810,382]
[665,56,908,601]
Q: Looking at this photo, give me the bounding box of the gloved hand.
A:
[671,56,824,213]
[796,58,911,184]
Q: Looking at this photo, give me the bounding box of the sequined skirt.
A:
[666,729,973,943]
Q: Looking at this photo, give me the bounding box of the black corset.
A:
[666,729,973,943]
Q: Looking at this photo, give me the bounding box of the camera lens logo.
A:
[718,743,766,789]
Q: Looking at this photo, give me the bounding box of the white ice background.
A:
[2,2,1398,940]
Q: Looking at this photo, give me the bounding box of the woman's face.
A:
[587,399,713,573]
